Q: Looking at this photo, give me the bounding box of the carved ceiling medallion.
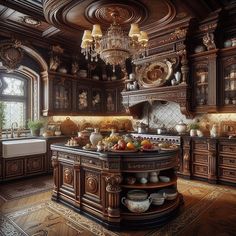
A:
[85,0,148,26]
[0,41,23,72]
[22,16,41,27]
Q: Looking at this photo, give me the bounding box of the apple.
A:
[118,139,126,150]
[142,143,153,149]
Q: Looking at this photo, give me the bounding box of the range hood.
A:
[121,83,193,119]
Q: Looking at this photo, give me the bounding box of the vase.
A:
[174,71,181,83]
[90,128,103,147]
[190,129,197,137]
[175,120,187,134]
[31,129,40,136]
[210,124,219,138]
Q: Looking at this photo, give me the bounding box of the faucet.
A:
[10,122,18,138]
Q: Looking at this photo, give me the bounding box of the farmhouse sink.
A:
[2,139,46,158]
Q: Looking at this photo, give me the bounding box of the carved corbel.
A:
[0,40,23,72]
[49,45,64,71]
[203,33,216,51]
[105,175,122,218]
[176,48,189,85]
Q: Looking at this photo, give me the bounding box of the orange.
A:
[126,142,135,150]
[141,139,150,146]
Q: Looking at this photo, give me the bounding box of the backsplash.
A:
[43,102,236,135]
[132,101,236,134]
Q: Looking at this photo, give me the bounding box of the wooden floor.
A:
[0,176,236,236]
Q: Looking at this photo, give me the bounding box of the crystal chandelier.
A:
[81,12,148,72]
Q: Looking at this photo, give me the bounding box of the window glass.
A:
[2,77,25,96]
[0,75,27,129]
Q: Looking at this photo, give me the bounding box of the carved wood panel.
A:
[25,155,45,174]
[219,155,236,168]
[218,167,236,182]
[193,154,208,164]
[5,159,24,178]
[84,169,101,200]
[193,164,208,176]
[63,167,74,187]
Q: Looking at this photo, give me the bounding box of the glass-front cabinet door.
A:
[222,58,236,106]
[53,76,72,112]
[194,63,209,107]
[190,50,218,113]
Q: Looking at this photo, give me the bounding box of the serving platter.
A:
[141,147,160,152]
[110,149,138,153]
[82,146,97,151]
[65,144,80,147]
[161,146,178,151]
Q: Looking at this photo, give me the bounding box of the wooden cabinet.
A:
[181,137,235,185]
[53,75,73,112]
[25,155,46,175]
[219,47,236,111]
[46,137,69,172]
[191,138,209,178]
[218,140,236,184]
[43,71,126,116]
[51,144,181,230]
[3,155,46,180]
[5,158,24,179]
[190,50,218,113]
[105,88,117,113]
[0,137,68,181]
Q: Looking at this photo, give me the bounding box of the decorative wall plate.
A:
[139,60,173,88]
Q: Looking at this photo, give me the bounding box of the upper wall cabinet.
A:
[219,47,236,112]
[42,71,126,116]
[190,50,218,113]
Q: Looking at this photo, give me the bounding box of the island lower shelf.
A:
[50,143,182,230]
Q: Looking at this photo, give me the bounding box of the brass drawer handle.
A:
[229,160,235,163]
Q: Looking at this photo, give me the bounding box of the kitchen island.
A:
[50,143,182,230]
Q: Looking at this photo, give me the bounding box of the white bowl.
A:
[127,190,148,201]
[159,176,170,182]
[158,189,178,200]
[150,193,165,205]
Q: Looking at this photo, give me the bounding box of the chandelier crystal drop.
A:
[81,12,149,72]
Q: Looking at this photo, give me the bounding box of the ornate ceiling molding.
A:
[85,0,148,27]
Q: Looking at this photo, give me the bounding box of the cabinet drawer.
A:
[81,157,101,169]
[218,167,236,182]
[193,140,208,150]
[193,164,208,177]
[219,144,236,154]
[219,155,236,168]
[193,153,208,164]
[58,152,78,161]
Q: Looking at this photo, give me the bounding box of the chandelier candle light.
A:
[81,11,149,72]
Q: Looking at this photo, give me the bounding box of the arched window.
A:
[0,73,28,129]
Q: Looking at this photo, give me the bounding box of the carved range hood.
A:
[122,83,193,119]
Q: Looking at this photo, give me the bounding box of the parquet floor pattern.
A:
[0,176,236,236]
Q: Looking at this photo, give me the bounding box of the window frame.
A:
[0,73,30,129]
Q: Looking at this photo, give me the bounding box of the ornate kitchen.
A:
[0,0,236,235]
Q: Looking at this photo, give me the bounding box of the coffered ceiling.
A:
[0,0,234,50]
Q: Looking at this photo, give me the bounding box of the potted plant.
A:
[188,122,200,137]
[28,119,44,136]
[0,102,6,138]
